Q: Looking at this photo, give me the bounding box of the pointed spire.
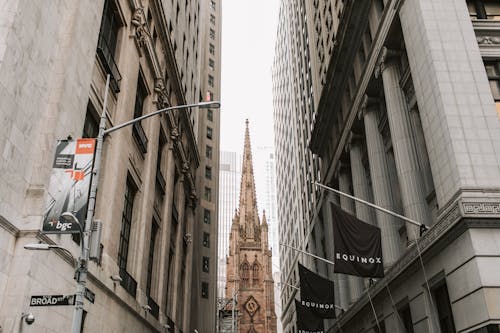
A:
[237,120,260,240]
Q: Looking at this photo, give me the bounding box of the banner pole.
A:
[313,181,427,231]
[280,243,335,266]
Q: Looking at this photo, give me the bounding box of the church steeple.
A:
[225,120,277,332]
[236,119,260,240]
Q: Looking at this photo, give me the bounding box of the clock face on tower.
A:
[244,295,260,317]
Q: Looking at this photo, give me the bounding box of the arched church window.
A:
[241,263,250,287]
[252,263,259,285]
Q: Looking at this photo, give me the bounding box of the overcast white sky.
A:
[220,0,280,152]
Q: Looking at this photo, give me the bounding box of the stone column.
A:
[337,165,354,310]
[347,139,371,303]
[376,47,431,241]
[361,97,403,268]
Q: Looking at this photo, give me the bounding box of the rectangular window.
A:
[203,232,210,247]
[207,109,213,121]
[146,220,159,296]
[209,58,215,71]
[207,126,213,140]
[432,282,456,333]
[210,14,216,25]
[209,28,216,40]
[485,61,500,118]
[201,282,209,298]
[209,43,215,55]
[205,166,212,180]
[202,256,209,272]
[82,102,99,138]
[467,0,500,20]
[118,176,138,296]
[204,209,211,224]
[398,303,414,333]
[210,0,216,10]
[97,0,123,93]
[204,187,212,202]
[118,177,136,270]
[206,145,213,159]
[208,74,214,87]
[132,75,149,154]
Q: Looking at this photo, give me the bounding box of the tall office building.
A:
[254,146,282,333]
[272,0,323,330]
[0,0,220,332]
[218,151,242,298]
[191,0,222,330]
[274,0,500,333]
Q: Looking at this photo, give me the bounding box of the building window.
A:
[132,75,148,154]
[209,28,216,40]
[205,166,212,180]
[201,282,209,298]
[210,14,216,25]
[241,263,250,287]
[82,102,99,138]
[204,187,212,202]
[207,109,213,121]
[202,256,209,272]
[467,0,500,20]
[207,126,213,139]
[204,209,211,224]
[97,0,123,93]
[118,176,138,296]
[209,43,215,55]
[209,58,215,71]
[146,219,159,297]
[398,303,414,333]
[206,145,213,159]
[432,282,456,333]
[203,232,210,247]
[210,0,216,10]
[208,74,214,87]
[485,61,500,118]
[252,263,259,285]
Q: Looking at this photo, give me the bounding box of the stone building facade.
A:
[274,0,500,332]
[0,0,220,332]
[225,121,277,333]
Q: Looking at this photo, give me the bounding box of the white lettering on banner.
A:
[336,252,382,264]
[78,143,92,149]
[298,330,324,333]
[301,300,334,310]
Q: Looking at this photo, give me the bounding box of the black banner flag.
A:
[295,299,324,333]
[332,203,384,278]
[298,263,336,318]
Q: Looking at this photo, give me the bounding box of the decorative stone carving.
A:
[170,127,179,141]
[476,36,500,45]
[462,202,500,215]
[374,47,400,79]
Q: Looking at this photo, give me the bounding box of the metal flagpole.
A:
[313,181,428,231]
[279,243,335,267]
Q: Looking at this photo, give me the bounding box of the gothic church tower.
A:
[225,120,277,332]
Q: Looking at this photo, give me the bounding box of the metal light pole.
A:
[68,75,220,333]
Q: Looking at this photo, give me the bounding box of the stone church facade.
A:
[225,121,277,333]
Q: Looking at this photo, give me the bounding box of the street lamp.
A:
[68,75,220,333]
[24,243,77,267]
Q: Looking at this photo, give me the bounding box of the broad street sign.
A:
[30,295,75,306]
